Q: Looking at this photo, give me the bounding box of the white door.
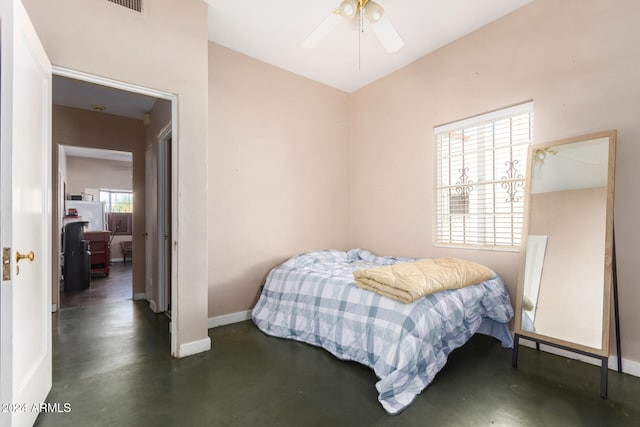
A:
[157,133,170,314]
[0,0,52,426]
[144,147,154,307]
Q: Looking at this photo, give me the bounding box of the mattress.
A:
[251,249,514,414]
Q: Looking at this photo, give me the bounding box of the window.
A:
[100,190,133,235]
[100,190,133,213]
[435,102,534,250]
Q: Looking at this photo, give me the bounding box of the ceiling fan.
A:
[302,0,404,53]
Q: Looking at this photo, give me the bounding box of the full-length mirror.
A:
[515,130,616,356]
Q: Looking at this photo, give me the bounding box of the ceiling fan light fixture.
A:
[339,0,357,18]
[302,0,404,54]
[365,1,384,23]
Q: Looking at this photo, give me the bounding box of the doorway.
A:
[143,118,173,315]
[157,127,172,316]
[51,67,179,354]
[58,146,134,309]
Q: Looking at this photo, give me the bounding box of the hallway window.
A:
[101,190,133,235]
[100,190,133,213]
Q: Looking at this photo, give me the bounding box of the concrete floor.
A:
[60,262,132,309]
[35,299,640,426]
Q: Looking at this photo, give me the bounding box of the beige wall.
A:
[349,0,640,362]
[53,106,145,307]
[25,0,209,355]
[207,43,350,316]
[66,156,132,195]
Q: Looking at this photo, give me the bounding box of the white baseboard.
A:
[133,292,146,301]
[177,337,211,358]
[610,355,640,377]
[51,304,57,313]
[148,299,158,312]
[208,310,252,329]
[110,258,124,263]
[519,339,640,377]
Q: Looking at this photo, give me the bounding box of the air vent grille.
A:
[108,0,142,13]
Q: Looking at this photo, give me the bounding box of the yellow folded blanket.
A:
[353,258,493,304]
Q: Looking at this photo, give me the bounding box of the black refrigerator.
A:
[63,221,91,291]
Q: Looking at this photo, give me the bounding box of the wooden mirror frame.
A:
[513,130,617,395]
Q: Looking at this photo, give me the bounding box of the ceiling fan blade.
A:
[370,14,404,53]
[301,12,342,49]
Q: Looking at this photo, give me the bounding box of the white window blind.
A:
[435,102,534,250]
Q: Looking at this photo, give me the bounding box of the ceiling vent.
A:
[108,0,142,13]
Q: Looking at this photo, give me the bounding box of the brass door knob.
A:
[16,251,35,263]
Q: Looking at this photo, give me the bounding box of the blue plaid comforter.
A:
[251,249,514,414]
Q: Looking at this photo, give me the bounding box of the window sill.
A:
[433,242,521,253]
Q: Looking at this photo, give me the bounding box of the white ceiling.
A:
[206,0,532,93]
[531,138,610,194]
[53,75,156,120]
[53,77,148,163]
[63,146,132,163]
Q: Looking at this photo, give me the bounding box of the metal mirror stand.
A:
[511,238,621,398]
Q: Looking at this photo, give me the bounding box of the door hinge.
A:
[2,247,11,281]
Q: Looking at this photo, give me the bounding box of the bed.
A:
[251,249,514,414]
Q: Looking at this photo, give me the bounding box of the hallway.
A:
[60,262,132,309]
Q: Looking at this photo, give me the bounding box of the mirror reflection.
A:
[520,136,612,350]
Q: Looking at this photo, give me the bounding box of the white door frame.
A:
[157,123,171,314]
[144,146,154,310]
[51,66,180,356]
